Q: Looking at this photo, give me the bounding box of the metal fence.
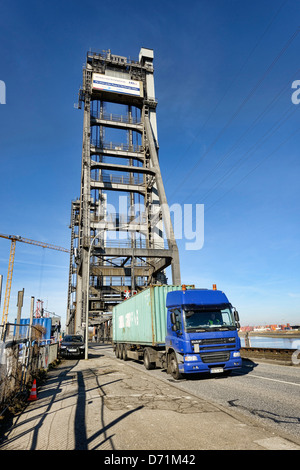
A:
[0,323,58,411]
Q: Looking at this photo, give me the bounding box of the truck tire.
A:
[116,343,121,358]
[169,352,182,380]
[121,344,128,361]
[144,348,155,370]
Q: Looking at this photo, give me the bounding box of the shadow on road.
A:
[166,358,259,383]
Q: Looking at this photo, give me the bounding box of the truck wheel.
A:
[169,352,182,380]
[144,348,155,370]
[116,343,121,358]
[121,344,128,361]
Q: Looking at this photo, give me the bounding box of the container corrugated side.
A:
[113,285,183,346]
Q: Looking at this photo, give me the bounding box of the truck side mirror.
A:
[170,311,182,334]
[234,310,239,322]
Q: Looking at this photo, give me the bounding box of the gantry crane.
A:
[0,233,69,326]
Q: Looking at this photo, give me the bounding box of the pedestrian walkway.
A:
[0,344,299,451]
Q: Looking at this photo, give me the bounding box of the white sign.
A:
[0,80,6,104]
[92,73,142,97]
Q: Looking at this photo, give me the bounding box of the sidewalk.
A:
[0,344,299,451]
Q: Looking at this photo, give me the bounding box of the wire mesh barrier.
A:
[90,110,141,125]
[0,323,58,413]
[90,140,144,153]
[91,174,145,186]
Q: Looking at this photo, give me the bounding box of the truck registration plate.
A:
[210,367,223,374]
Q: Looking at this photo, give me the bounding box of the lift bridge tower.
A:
[66,47,181,335]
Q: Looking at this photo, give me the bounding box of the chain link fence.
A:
[0,323,58,413]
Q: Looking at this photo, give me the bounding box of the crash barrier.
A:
[0,324,58,410]
[241,347,300,365]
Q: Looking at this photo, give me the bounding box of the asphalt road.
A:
[2,343,300,451]
[99,343,300,442]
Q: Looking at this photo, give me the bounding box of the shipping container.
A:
[113,285,186,346]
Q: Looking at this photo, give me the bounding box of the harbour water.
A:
[239,335,300,350]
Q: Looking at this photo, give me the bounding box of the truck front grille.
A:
[200,352,230,363]
[191,337,235,352]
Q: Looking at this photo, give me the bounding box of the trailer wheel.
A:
[144,348,155,370]
[169,352,182,380]
[121,344,128,361]
[116,343,121,358]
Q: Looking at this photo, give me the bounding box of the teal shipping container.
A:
[113,285,186,346]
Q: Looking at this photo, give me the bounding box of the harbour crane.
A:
[0,233,70,326]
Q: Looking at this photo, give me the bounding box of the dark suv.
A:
[60,335,85,358]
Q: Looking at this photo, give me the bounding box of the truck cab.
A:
[166,288,242,378]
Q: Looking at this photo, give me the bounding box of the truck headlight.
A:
[232,352,240,357]
[184,355,198,362]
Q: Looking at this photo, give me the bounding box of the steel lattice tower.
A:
[66,48,180,335]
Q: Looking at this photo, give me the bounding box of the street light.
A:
[85,230,104,360]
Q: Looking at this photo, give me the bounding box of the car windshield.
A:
[63,335,83,342]
[184,305,236,331]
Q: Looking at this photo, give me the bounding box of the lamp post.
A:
[85,230,104,360]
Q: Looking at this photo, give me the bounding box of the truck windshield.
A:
[184,305,236,331]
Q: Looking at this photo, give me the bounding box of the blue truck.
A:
[113,285,242,379]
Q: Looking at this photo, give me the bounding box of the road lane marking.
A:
[235,371,300,387]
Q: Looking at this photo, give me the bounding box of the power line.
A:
[167,27,300,201]
[200,105,297,204]
[180,69,300,206]
[171,105,298,233]
[163,0,289,186]
[206,122,300,212]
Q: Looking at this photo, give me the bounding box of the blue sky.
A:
[0,0,299,327]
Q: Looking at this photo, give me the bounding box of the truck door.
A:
[168,308,184,352]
